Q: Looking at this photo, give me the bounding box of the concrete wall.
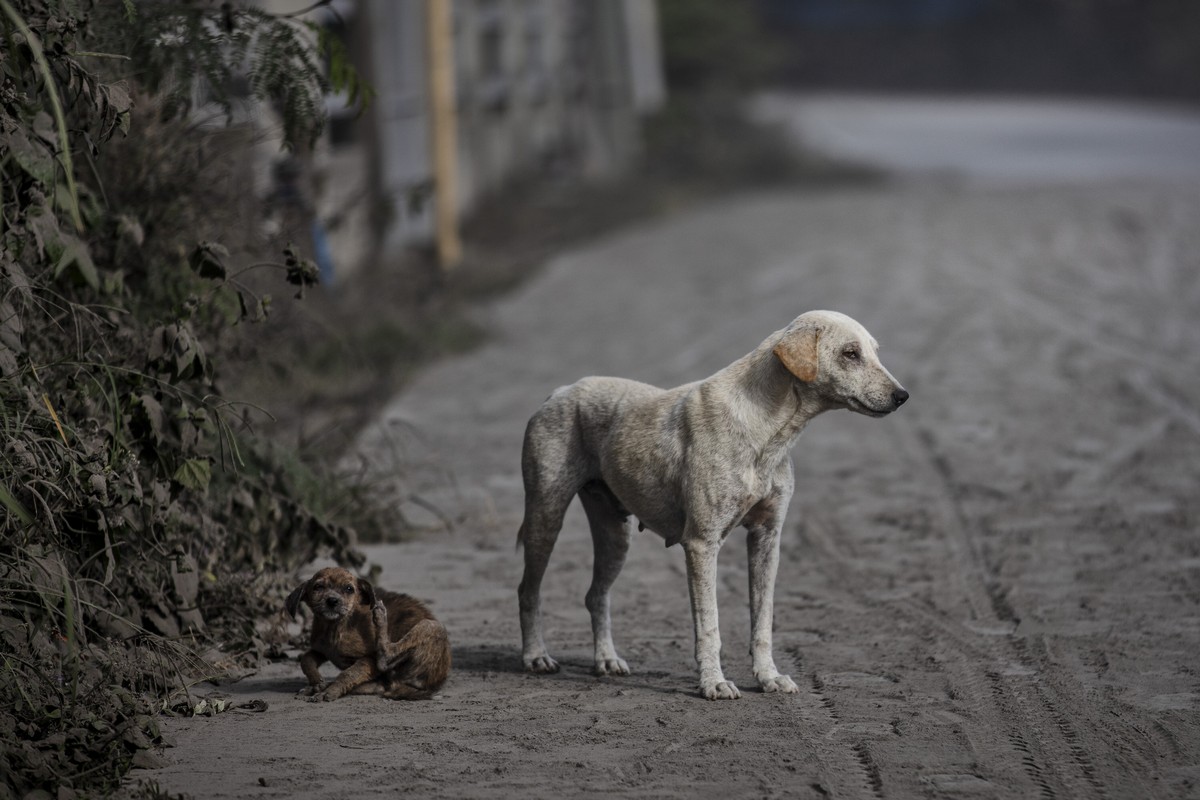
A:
[352,0,665,266]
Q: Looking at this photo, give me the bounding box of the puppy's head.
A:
[286,567,376,622]
[773,310,908,417]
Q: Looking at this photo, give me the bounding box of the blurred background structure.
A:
[752,0,1200,185]
[262,0,1200,283]
[257,0,666,279]
[763,0,1200,100]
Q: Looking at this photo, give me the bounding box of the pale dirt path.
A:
[752,92,1200,186]
[138,181,1200,799]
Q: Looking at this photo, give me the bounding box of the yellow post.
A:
[426,0,462,270]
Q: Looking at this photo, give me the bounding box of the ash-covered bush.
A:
[1,1,370,795]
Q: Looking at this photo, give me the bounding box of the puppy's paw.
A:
[307,686,344,703]
[371,599,388,629]
[296,681,327,697]
[758,674,799,694]
[594,657,630,677]
[700,680,741,700]
[524,655,560,674]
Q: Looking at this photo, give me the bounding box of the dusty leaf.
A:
[189,241,229,280]
[173,458,211,492]
[24,204,62,260]
[3,125,56,186]
[136,393,165,444]
[51,234,100,290]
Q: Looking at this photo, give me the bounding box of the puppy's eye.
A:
[843,348,861,361]
[341,584,354,595]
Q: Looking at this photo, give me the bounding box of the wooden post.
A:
[426,0,462,270]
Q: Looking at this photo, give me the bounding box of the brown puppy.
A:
[285,567,451,701]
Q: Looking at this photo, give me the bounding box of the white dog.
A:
[517,310,908,699]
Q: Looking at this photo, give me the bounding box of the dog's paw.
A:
[524,655,560,674]
[758,674,799,694]
[594,657,630,677]
[296,682,327,698]
[371,599,388,628]
[307,687,344,703]
[701,680,741,700]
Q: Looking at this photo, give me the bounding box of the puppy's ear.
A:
[357,577,376,606]
[285,581,309,619]
[774,325,821,382]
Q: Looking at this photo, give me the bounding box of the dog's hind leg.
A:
[579,483,632,676]
[346,680,386,696]
[518,397,592,674]
[348,676,435,699]
[379,682,436,700]
[371,607,448,673]
[518,488,575,674]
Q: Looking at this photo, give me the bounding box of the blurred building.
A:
[303,0,665,275]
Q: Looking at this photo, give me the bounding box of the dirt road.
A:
[140,165,1200,796]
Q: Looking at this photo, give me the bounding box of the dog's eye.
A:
[843,348,860,361]
[341,584,354,594]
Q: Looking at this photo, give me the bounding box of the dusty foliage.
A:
[1,2,370,796]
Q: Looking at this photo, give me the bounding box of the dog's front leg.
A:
[746,524,798,694]
[309,658,379,702]
[683,535,739,700]
[297,650,329,696]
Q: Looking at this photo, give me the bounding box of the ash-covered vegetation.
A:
[0,2,374,795]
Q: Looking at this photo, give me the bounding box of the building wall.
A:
[356,0,665,264]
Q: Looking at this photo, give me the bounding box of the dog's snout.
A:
[324,596,340,608]
[892,388,909,408]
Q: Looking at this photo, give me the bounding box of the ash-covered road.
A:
[143,97,1200,799]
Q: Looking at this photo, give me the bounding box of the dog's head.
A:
[286,567,376,622]
[773,310,908,417]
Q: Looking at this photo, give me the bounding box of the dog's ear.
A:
[285,580,309,619]
[357,577,376,606]
[774,324,821,382]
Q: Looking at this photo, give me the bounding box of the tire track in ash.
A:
[885,308,1175,794]
[791,507,1044,799]
[929,206,1200,793]
[965,241,1200,438]
[783,644,888,800]
[896,405,1113,800]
